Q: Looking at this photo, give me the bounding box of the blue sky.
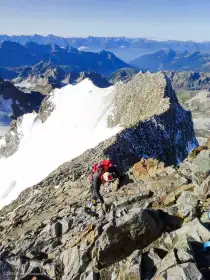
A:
[0,0,209,41]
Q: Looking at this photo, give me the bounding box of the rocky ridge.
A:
[14,62,112,94]
[0,72,204,280]
[1,143,210,279]
[108,68,138,84]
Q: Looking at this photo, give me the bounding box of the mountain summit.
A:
[130,49,210,72]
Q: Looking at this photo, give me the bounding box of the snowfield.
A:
[0,79,122,208]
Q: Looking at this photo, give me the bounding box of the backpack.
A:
[90,160,113,181]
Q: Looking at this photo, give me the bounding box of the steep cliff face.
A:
[0,77,43,125]
[106,72,198,168]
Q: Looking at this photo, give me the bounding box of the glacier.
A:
[0,79,121,208]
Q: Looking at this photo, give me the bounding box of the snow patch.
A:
[78,46,89,51]
[0,137,6,147]
[0,79,122,208]
[15,80,33,89]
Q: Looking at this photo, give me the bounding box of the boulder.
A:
[161,218,210,250]
[142,248,162,279]
[174,191,198,222]
[60,246,81,280]
[26,250,48,260]
[132,158,165,181]
[94,209,164,267]
[60,217,73,235]
[176,241,194,263]
[159,184,194,207]
[155,250,178,276]
[195,174,210,199]
[187,146,208,162]
[166,263,204,280]
[51,222,62,238]
[165,204,197,223]
[111,250,142,280]
[176,191,198,207]
[154,231,197,277]
[150,219,209,278]
[179,161,193,181]
[200,211,210,224]
[191,150,210,185]
[43,262,57,279]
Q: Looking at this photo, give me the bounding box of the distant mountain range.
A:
[0,41,131,77]
[1,35,210,61]
[130,49,210,72]
[165,71,210,91]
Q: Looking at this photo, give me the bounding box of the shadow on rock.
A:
[191,241,210,280]
[94,208,184,269]
[105,77,198,173]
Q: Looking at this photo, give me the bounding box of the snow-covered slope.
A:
[0,79,121,208]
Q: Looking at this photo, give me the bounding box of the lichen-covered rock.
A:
[187,146,208,162]
[191,150,210,185]
[165,263,204,280]
[176,191,198,207]
[109,72,170,128]
[132,158,165,181]
[60,246,81,280]
[94,209,163,267]
[111,250,142,280]
[195,174,210,199]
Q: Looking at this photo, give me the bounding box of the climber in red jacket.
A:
[90,160,123,206]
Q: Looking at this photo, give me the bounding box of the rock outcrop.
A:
[108,68,138,84]
[14,62,112,94]
[107,72,197,167]
[14,62,66,95]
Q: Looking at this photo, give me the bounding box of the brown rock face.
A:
[132,158,165,181]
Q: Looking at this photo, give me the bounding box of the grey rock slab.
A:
[166,263,204,280]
